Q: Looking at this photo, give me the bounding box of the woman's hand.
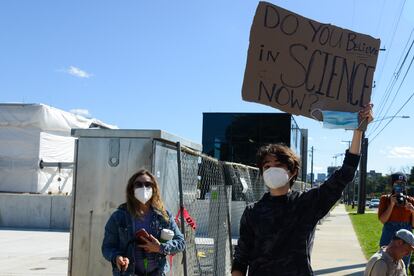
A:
[115,256,129,272]
[139,234,162,253]
[405,201,414,213]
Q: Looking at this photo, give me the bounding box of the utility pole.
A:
[310,146,314,187]
[358,134,368,214]
[342,140,352,204]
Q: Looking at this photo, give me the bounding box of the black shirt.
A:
[232,151,360,276]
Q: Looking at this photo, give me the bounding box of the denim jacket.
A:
[102,203,185,276]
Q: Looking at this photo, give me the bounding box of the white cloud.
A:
[308,137,314,141]
[387,146,414,159]
[65,66,92,78]
[70,109,92,118]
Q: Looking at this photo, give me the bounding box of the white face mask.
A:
[263,167,291,189]
[134,187,153,204]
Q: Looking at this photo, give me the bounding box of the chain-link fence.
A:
[162,143,309,276]
[171,145,262,276]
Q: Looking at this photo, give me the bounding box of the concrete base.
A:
[0,193,71,230]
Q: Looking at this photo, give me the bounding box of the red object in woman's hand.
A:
[135,229,150,245]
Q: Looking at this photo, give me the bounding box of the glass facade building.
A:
[202,112,308,182]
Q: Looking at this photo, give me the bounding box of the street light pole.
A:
[358,133,368,214]
[357,115,409,213]
[342,140,352,205]
[310,146,314,186]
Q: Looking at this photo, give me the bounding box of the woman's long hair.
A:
[126,169,169,222]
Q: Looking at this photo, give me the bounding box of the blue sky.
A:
[1,1,413,175]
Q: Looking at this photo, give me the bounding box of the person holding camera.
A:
[378,172,414,268]
[101,169,185,276]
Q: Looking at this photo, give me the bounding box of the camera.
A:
[396,192,407,206]
[393,183,407,206]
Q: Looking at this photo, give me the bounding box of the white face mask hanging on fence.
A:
[263,167,291,189]
[134,187,153,204]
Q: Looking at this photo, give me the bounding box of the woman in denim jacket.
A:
[102,169,185,276]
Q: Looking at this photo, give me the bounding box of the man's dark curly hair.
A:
[256,143,301,187]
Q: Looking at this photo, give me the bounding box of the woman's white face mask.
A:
[263,167,291,189]
[134,187,153,204]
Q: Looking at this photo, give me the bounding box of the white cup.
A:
[160,229,174,242]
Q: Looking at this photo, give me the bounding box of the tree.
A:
[409,166,414,185]
[366,175,389,197]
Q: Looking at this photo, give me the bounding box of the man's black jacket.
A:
[231,151,360,276]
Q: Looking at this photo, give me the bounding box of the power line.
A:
[369,46,414,140]
[374,0,386,36]
[367,30,414,136]
[378,38,414,123]
[373,29,414,121]
[371,29,413,127]
[369,55,414,144]
[370,90,414,144]
[372,0,407,101]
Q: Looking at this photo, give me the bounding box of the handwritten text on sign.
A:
[241,2,381,120]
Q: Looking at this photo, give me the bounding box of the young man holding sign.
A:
[231,104,373,275]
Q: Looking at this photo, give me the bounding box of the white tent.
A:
[0,103,116,194]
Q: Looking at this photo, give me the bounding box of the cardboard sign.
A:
[242,2,381,122]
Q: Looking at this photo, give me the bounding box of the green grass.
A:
[345,205,383,259]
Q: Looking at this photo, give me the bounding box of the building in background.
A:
[317,173,326,182]
[202,112,308,183]
[0,103,115,194]
[367,170,382,179]
[307,173,314,183]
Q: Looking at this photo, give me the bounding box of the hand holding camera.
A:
[396,193,407,206]
[390,193,407,207]
[406,202,414,213]
[391,183,408,207]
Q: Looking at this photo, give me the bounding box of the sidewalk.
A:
[0,204,368,276]
[312,204,367,276]
[0,228,69,276]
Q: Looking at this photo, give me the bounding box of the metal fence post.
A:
[209,180,232,275]
[222,163,234,261]
[176,142,188,276]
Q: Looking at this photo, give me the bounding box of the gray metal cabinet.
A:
[68,129,201,276]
